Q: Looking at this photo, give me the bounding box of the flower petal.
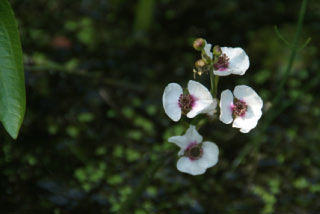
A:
[177,157,206,175]
[168,135,188,151]
[233,85,263,115]
[187,80,214,118]
[204,42,213,59]
[168,125,202,156]
[221,47,249,75]
[219,90,234,124]
[198,141,219,168]
[162,83,183,121]
[184,125,203,144]
[187,80,212,101]
[232,107,260,133]
[203,98,218,116]
[213,69,232,76]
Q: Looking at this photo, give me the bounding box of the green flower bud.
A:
[213,45,222,56]
[193,38,206,51]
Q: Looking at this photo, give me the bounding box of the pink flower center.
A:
[185,142,203,160]
[213,53,229,71]
[178,94,195,113]
[232,99,248,117]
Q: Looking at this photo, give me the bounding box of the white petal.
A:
[177,157,206,175]
[213,69,232,76]
[204,42,213,59]
[219,90,234,124]
[184,125,203,144]
[202,98,217,115]
[187,80,214,118]
[187,80,212,101]
[221,47,249,75]
[233,117,257,133]
[233,85,263,115]
[162,83,183,121]
[168,125,202,156]
[232,107,261,133]
[187,100,214,118]
[198,141,219,168]
[168,135,188,151]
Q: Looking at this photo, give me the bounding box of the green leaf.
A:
[0,0,26,139]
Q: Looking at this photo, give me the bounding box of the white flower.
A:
[162,80,217,121]
[213,47,249,76]
[168,125,219,175]
[219,85,263,133]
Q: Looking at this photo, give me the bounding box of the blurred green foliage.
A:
[134,0,155,31]
[1,0,320,213]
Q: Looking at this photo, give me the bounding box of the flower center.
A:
[213,53,229,71]
[185,143,203,160]
[232,99,248,117]
[178,94,194,113]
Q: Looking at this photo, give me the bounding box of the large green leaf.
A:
[0,0,25,139]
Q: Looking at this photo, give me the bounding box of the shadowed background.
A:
[1,0,320,213]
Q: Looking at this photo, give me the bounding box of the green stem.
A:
[272,0,308,107]
[232,0,309,169]
[214,76,219,98]
[209,68,215,95]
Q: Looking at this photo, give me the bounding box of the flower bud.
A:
[213,45,222,56]
[193,38,206,51]
[195,59,206,68]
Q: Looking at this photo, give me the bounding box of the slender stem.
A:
[272,0,308,107]
[232,0,309,169]
[214,76,219,98]
[209,69,215,95]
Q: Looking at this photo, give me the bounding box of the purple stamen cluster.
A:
[213,53,229,71]
[185,143,203,160]
[178,94,194,113]
[232,99,248,117]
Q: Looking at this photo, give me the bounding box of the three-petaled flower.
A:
[169,125,219,175]
[162,80,217,121]
[219,85,263,133]
[212,47,249,76]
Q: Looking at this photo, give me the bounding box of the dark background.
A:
[1,0,320,213]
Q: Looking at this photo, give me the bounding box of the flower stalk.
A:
[214,75,219,98]
[209,67,215,95]
[273,0,308,107]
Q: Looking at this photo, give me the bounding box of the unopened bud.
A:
[213,45,222,56]
[195,59,206,68]
[193,38,206,51]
